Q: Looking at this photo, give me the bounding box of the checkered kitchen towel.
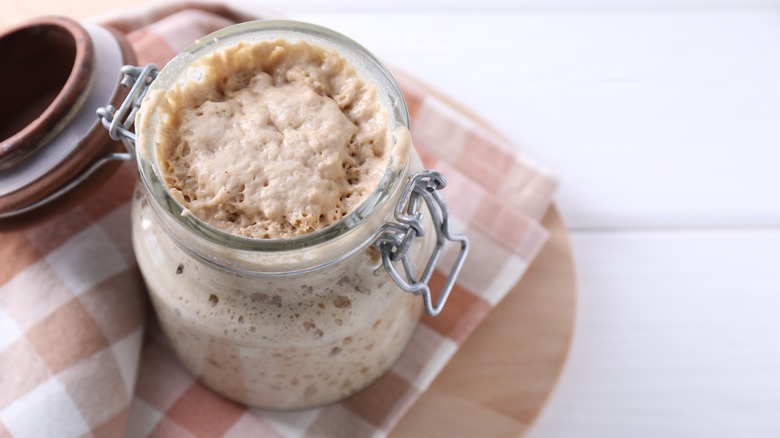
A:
[0,2,557,437]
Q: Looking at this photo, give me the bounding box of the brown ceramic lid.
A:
[0,17,93,168]
[0,16,137,231]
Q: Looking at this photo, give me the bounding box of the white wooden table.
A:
[6,0,780,435]
[279,1,780,436]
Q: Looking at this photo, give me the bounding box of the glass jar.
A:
[127,20,467,410]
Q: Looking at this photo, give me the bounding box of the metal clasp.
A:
[96,64,159,154]
[374,170,469,317]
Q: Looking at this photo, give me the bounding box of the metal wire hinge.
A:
[374,170,469,317]
[96,64,159,155]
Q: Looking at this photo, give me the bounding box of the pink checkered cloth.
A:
[0,2,557,437]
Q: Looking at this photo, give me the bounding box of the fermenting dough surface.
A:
[154,39,390,238]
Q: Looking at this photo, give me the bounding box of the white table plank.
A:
[529,228,780,437]
[293,10,780,229]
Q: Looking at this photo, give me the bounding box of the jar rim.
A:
[136,19,411,253]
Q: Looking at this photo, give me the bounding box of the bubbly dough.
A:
[133,36,431,409]
[154,39,390,238]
